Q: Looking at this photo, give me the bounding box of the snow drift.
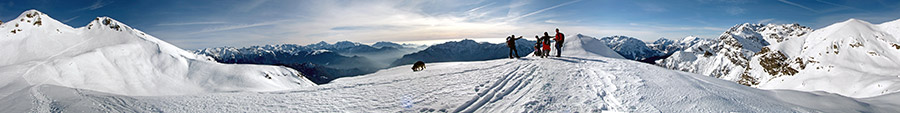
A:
[0,10,315,98]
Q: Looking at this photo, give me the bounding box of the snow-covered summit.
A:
[658,23,812,82]
[877,18,900,41]
[545,34,624,58]
[743,18,900,98]
[0,10,315,97]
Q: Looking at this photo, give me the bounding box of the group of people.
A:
[506,28,565,59]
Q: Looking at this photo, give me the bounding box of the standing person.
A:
[554,28,565,57]
[533,35,542,57]
[506,35,523,59]
[541,32,553,58]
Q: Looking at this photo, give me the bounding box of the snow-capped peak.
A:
[599,35,662,60]
[680,36,700,43]
[740,18,900,98]
[16,9,44,19]
[878,18,900,41]
[0,9,315,97]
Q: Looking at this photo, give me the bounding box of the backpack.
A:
[555,33,564,41]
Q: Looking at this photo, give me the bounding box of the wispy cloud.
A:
[467,2,495,13]
[814,0,863,12]
[190,20,287,34]
[726,7,745,15]
[62,16,80,23]
[78,0,113,11]
[235,0,269,12]
[628,22,726,31]
[508,0,582,22]
[544,19,563,24]
[638,3,666,12]
[758,18,775,23]
[777,0,818,13]
[156,21,227,26]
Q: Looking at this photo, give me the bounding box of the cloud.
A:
[330,25,409,31]
[160,0,727,48]
[189,20,286,34]
[628,22,726,31]
[509,0,582,22]
[777,0,819,13]
[235,0,269,12]
[758,18,775,23]
[62,16,80,23]
[544,19,563,24]
[726,7,745,15]
[467,2,495,13]
[78,0,113,11]
[156,21,227,26]
[814,0,863,11]
[638,3,667,12]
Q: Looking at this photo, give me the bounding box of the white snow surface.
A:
[4,30,900,112]
[0,10,315,98]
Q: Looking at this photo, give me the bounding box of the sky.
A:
[1,0,900,49]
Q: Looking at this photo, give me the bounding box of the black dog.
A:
[412,61,425,71]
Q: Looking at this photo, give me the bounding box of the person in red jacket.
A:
[554,28,565,57]
[541,32,552,58]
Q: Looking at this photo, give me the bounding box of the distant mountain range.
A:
[391,39,536,66]
[194,41,424,84]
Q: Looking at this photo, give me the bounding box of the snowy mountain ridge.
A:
[742,18,900,98]
[657,23,812,82]
[599,35,663,61]
[0,10,315,97]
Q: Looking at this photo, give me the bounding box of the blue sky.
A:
[2,0,899,49]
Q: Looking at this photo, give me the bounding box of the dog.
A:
[412,61,426,71]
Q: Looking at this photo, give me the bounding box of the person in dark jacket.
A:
[540,32,553,58]
[533,35,542,57]
[554,28,565,57]
[506,35,523,59]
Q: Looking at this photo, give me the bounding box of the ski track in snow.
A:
[21,34,97,85]
[7,56,646,112]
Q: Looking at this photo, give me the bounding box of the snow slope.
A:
[0,10,315,98]
[744,19,900,98]
[5,32,899,112]
[541,34,624,59]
